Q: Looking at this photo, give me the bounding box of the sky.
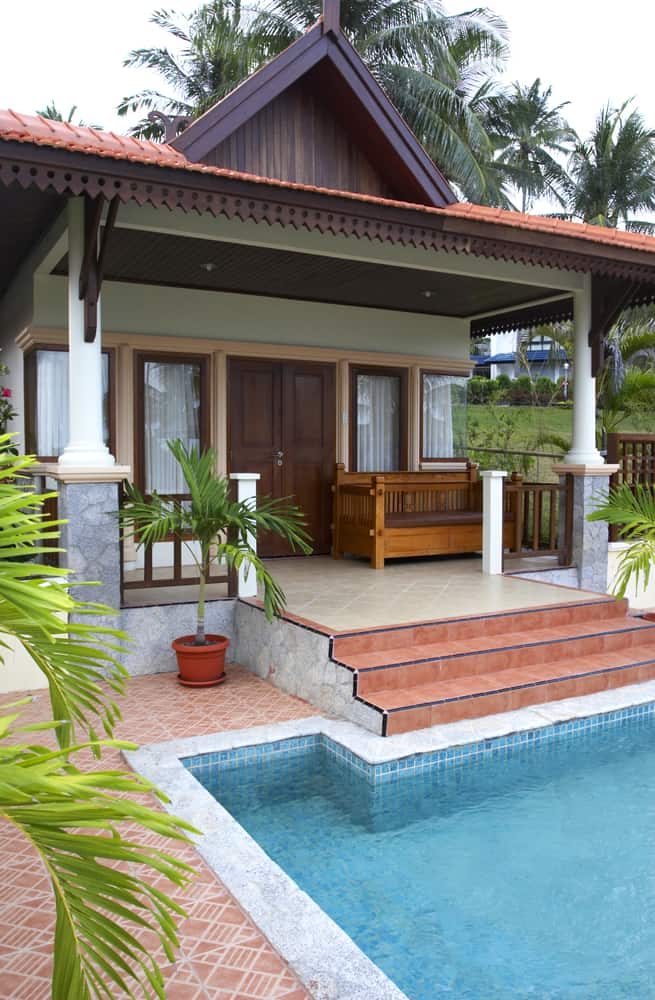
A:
[0,0,652,140]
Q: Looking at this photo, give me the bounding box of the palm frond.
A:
[1,710,197,1000]
[0,441,127,747]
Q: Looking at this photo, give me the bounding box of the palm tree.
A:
[0,441,194,997]
[119,439,312,634]
[118,1,510,201]
[484,78,574,212]
[563,101,655,231]
[36,102,102,129]
[118,2,271,140]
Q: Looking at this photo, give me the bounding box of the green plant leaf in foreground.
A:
[0,439,128,747]
[588,482,655,597]
[1,710,198,1000]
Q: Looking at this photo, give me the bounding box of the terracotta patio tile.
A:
[1,669,311,1000]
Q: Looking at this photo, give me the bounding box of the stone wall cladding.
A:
[120,599,237,676]
[58,481,122,612]
[233,601,384,734]
[571,475,611,592]
[512,567,580,588]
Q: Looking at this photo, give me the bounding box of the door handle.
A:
[274,450,284,466]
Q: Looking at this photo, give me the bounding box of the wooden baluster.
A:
[548,487,557,551]
[372,476,385,569]
[510,472,523,553]
[532,488,541,551]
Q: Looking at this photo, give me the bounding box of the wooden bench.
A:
[331,462,514,569]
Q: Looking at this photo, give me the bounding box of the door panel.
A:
[228,358,336,557]
[282,364,335,554]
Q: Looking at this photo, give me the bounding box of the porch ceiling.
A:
[0,183,66,296]
[52,227,563,319]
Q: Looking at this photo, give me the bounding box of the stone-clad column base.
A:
[553,464,618,593]
[34,464,130,614]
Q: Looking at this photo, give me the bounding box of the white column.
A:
[564,273,603,466]
[229,472,261,598]
[59,197,114,468]
[481,470,507,575]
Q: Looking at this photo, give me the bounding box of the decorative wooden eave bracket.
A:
[78,194,119,342]
[589,273,646,376]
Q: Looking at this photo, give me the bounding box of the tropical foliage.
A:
[484,79,574,212]
[561,101,655,231]
[588,483,655,598]
[119,438,312,638]
[0,441,196,997]
[117,0,510,200]
[118,2,270,139]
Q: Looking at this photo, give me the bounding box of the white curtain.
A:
[144,361,200,493]
[36,350,68,457]
[357,373,400,471]
[422,374,454,458]
[36,350,109,458]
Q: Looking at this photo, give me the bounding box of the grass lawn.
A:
[466,404,655,481]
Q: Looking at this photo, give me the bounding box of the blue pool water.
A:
[186,714,655,999]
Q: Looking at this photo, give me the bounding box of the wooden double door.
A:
[228,358,336,556]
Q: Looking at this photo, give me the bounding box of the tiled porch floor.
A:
[1,669,314,1000]
[263,555,600,632]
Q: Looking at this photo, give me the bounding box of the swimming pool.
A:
[184,710,655,1000]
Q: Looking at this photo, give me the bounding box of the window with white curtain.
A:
[29,349,110,458]
[421,372,468,459]
[354,370,403,471]
[143,359,202,493]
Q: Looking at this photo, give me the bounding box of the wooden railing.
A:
[504,472,572,564]
[607,433,655,540]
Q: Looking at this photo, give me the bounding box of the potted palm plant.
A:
[119,439,311,686]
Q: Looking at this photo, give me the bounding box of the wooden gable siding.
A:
[201,78,395,199]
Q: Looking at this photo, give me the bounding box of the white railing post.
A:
[229,472,261,598]
[481,470,507,575]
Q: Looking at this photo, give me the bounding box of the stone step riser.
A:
[384,660,655,736]
[333,599,628,660]
[355,625,655,696]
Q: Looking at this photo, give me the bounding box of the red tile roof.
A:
[3,107,655,259]
[0,109,187,168]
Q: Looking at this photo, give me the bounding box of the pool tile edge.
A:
[126,679,655,1000]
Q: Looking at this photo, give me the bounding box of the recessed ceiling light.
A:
[201,262,217,273]
[421,289,434,299]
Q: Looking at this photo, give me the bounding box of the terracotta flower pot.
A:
[172,634,230,687]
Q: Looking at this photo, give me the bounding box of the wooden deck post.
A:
[481,470,507,574]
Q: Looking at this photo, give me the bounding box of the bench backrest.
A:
[334,462,481,515]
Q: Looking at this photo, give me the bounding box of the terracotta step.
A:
[352,619,655,695]
[332,597,628,660]
[361,643,655,736]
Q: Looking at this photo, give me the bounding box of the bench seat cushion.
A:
[385,510,514,528]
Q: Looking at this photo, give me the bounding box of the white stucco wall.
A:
[0,637,48,694]
[32,274,470,360]
[608,542,655,611]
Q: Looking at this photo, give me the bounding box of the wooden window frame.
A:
[24,343,116,462]
[350,364,408,472]
[134,350,210,494]
[419,368,468,463]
